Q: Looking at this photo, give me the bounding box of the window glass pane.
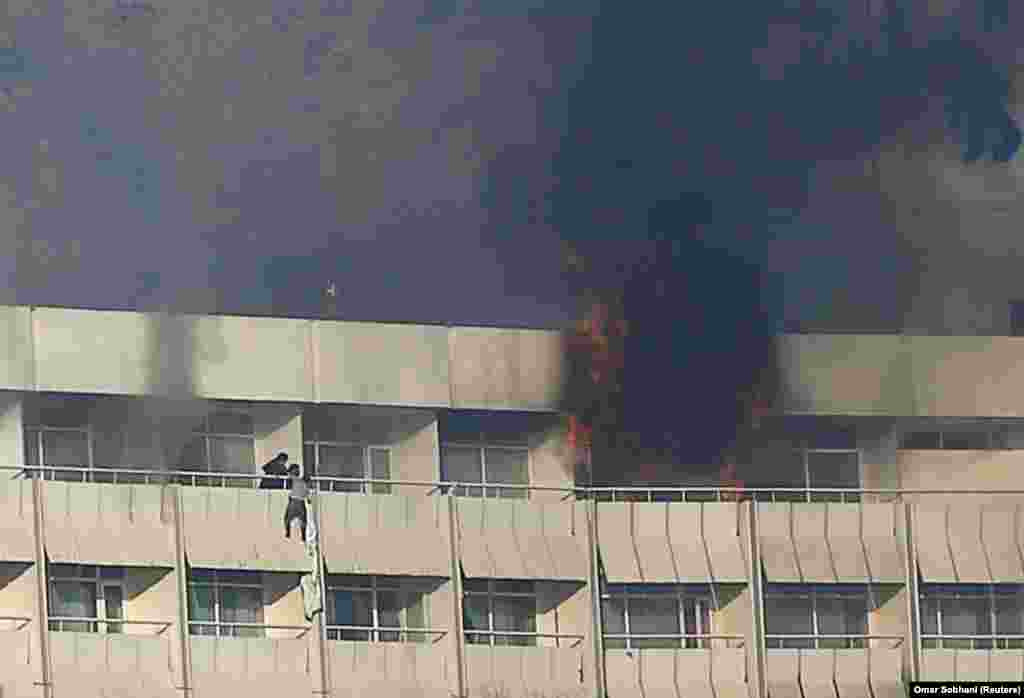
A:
[207,411,254,436]
[443,446,483,497]
[209,437,255,477]
[42,430,89,467]
[330,590,372,641]
[319,445,365,492]
[901,432,941,449]
[49,564,81,579]
[943,431,989,450]
[493,596,535,646]
[484,448,529,499]
[996,593,1024,648]
[377,590,401,642]
[177,437,207,472]
[330,575,372,589]
[807,452,859,490]
[370,448,391,495]
[942,595,991,648]
[24,430,39,467]
[764,595,813,648]
[221,586,264,637]
[602,598,626,648]
[464,595,490,644]
[629,597,680,649]
[750,450,805,501]
[104,586,124,634]
[463,579,489,594]
[101,566,124,580]
[51,581,97,619]
[920,596,939,648]
[217,570,261,586]
[816,594,867,648]
[36,401,92,429]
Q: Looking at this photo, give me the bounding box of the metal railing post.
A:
[447,491,467,698]
[30,477,53,698]
[586,498,607,698]
[171,485,194,698]
[748,500,768,698]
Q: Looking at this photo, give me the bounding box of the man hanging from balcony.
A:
[284,463,310,540]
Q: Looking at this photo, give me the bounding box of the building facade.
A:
[0,305,1018,696]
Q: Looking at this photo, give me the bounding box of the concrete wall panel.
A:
[710,648,749,698]
[920,650,955,680]
[955,650,991,680]
[777,335,913,415]
[329,642,452,698]
[834,651,871,698]
[0,307,34,390]
[908,337,1024,417]
[828,505,868,582]
[315,321,450,407]
[180,488,309,571]
[704,504,748,583]
[800,651,838,698]
[668,505,713,582]
[0,478,35,562]
[792,505,834,583]
[861,503,903,582]
[947,505,990,583]
[637,649,678,695]
[43,482,176,567]
[982,504,1024,582]
[32,308,151,395]
[868,648,904,698]
[912,504,956,582]
[0,626,38,698]
[604,651,638,697]
[448,327,562,411]
[757,504,800,582]
[464,645,585,698]
[766,651,802,698]
[990,651,1024,680]
[49,633,179,698]
[633,504,676,583]
[597,504,638,582]
[190,636,313,698]
[191,315,312,402]
[319,493,449,577]
[676,651,715,698]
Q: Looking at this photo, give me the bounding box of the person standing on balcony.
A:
[260,452,289,490]
[284,464,309,540]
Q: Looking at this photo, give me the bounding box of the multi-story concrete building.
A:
[0,303,1019,697]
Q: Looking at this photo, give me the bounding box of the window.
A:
[463,579,537,646]
[1011,301,1024,337]
[763,584,869,649]
[177,410,256,487]
[752,449,860,503]
[901,426,1013,450]
[188,569,265,638]
[442,445,529,499]
[48,564,124,633]
[304,442,391,494]
[602,584,712,649]
[325,575,431,642]
[25,406,94,482]
[921,584,1024,649]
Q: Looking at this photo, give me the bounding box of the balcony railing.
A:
[9,465,1024,503]
[922,634,1024,650]
[765,634,904,650]
[187,621,312,639]
[325,625,449,643]
[463,629,585,648]
[604,632,745,649]
[48,617,172,635]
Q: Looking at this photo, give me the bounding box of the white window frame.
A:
[920,585,1024,650]
[601,585,713,650]
[763,585,870,649]
[48,564,124,634]
[304,440,392,494]
[179,407,256,486]
[324,575,430,642]
[187,569,265,638]
[25,425,95,482]
[442,442,531,499]
[899,424,1017,451]
[462,579,538,647]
